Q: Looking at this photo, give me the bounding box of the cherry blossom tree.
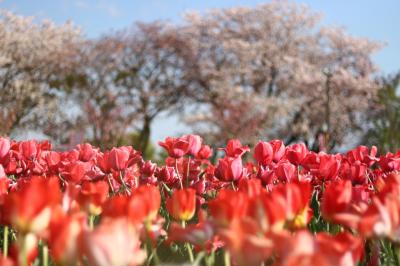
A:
[181,1,381,150]
[64,22,193,151]
[0,9,81,137]
[113,22,194,152]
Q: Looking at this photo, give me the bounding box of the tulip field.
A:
[0,135,400,266]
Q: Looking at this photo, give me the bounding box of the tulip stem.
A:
[107,175,115,195]
[118,171,131,195]
[392,243,400,266]
[145,231,160,266]
[175,159,183,189]
[186,157,191,187]
[224,250,231,266]
[231,181,236,191]
[89,215,95,229]
[19,234,28,266]
[42,245,48,266]
[2,226,8,257]
[181,221,194,262]
[297,166,300,181]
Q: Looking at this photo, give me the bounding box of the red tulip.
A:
[0,137,10,159]
[76,143,98,162]
[238,178,263,198]
[19,140,38,160]
[131,185,161,223]
[62,161,89,183]
[48,211,87,265]
[158,137,189,158]
[222,139,250,158]
[218,218,273,266]
[141,160,154,175]
[155,166,178,184]
[195,145,213,160]
[347,145,377,166]
[3,176,61,234]
[266,181,312,230]
[0,174,10,195]
[341,161,368,184]
[109,147,130,170]
[0,164,5,179]
[9,233,39,266]
[274,230,363,266]
[103,185,160,225]
[254,141,273,166]
[79,218,146,266]
[77,181,109,215]
[167,213,218,251]
[184,134,202,156]
[215,156,243,182]
[379,153,400,172]
[270,139,286,162]
[275,161,297,182]
[321,180,361,228]
[44,151,61,168]
[285,143,308,165]
[318,153,340,180]
[166,188,196,221]
[208,189,248,226]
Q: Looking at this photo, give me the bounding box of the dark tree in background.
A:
[59,36,136,149]
[114,22,194,153]
[364,73,400,153]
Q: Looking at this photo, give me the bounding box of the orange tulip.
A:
[208,189,248,226]
[166,188,196,221]
[48,210,87,265]
[3,176,61,234]
[77,181,109,216]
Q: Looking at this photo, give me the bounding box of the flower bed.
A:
[0,135,399,265]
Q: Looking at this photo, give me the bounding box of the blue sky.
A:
[1,0,399,74]
[1,0,399,141]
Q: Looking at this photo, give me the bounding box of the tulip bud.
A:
[254,141,273,166]
[270,139,285,162]
[166,188,196,221]
[215,156,243,182]
[285,143,308,165]
[184,134,202,156]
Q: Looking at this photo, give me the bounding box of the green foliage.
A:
[116,131,156,160]
[365,73,400,153]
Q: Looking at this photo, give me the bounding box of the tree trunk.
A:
[138,117,151,158]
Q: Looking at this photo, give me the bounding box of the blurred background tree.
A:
[363,73,400,153]
[180,2,381,150]
[1,1,396,156]
[0,10,81,138]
